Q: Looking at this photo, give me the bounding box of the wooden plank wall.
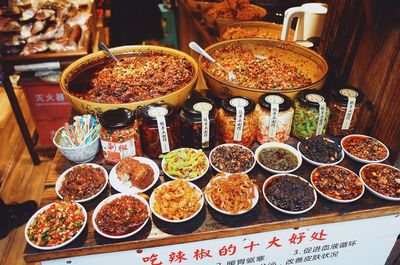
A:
[320,0,400,162]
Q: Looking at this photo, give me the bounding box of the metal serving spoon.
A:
[189,41,236,82]
[98,42,119,62]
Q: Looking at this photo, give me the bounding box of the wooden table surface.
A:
[23,137,400,263]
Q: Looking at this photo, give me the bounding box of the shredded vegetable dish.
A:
[152,179,202,220]
[205,173,256,214]
[27,200,85,247]
[75,51,194,103]
[59,165,106,200]
[95,195,148,236]
[202,43,312,90]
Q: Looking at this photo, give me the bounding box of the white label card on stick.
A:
[148,107,170,153]
[193,102,212,148]
[340,89,358,130]
[230,98,248,141]
[306,94,326,136]
[265,95,284,138]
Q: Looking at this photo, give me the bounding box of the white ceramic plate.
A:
[109,157,159,194]
[205,173,259,215]
[209,143,256,174]
[150,180,204,223]
[55,163,108,203]
[359,163,400,201]
[25,201,87,250]
[255,142,302,174]
[297,138,344,167]
[161,148,209,181]
[341,134,390,164]
[263,174,317,215]
[92,193,150,239]
[311,165,365,203]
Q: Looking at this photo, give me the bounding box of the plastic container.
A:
[327,86,364,136]
[141,102,181,158]
[99,108,142,164]
[181,97,217,149]
[256,93,294,143]
[217,96,256,148]
[292,89,330,139]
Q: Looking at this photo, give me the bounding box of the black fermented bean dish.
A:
[265,175,315,212]
[210,145,255,173]
[299,136,342,164]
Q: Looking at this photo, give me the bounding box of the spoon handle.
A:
[98,42,119,62]
[189,41,216,63]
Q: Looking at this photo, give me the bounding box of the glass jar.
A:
[256,93,294,143]
[327,86,364,136]
[292,90,330,139]
[217,96,256,148]
[99,108,142,164]
[181,97,217,149]
[141,102,181,158]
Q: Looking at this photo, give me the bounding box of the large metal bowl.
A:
[60,45,199,116]
[199,39,328,101]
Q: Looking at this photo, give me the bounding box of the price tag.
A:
[340,89,358,130]
[230,98,248,141]
[193,102,213,148]
[149,107,170,153]
[265,95,284,138]
[306,94,326,136]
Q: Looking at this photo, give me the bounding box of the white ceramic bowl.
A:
[311,165,365,203]
[56,163,108,203]
[92,193,150,239]
[25,201,87,250]
[255,142,302,174]
[359,163,400,201]
[262,174,317,215]
[53,127,100,164]
[205,173,259,215]
[109,156,159,194]
[341,134,390,164]
[150,180,204,223]
[161,148,209,181]
[297,138,344,167]
[209,143,256,174]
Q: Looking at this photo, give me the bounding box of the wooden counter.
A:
[23,137,400,263]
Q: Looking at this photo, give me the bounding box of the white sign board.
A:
[43,215,399,265]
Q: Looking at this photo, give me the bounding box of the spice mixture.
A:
[299,136,342,164]
[258,147,298,171]
[210,145,255,173]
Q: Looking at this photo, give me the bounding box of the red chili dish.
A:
[59,165,106,201]
[360,164,400,199]
[95,195,148,236]
[311,165,363,201]
[342,135,388,161]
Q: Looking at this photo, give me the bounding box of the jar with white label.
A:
[256,93,294,143]
[181,97,217,149]
[217,96,256,148]
[99,108,142,164]
[328,86,364,136]
[292,90,330,139]
[141,102,181,158]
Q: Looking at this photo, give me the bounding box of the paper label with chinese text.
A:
[100,139,136,163]
[306,94,326,136]
[148,107,170,154]
[193,102,212,148]
[265,95,284,138]
[230,98,248,141]
[340,89,358,130]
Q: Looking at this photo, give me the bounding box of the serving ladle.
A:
[189,41,236,82]
[98,42,119,62]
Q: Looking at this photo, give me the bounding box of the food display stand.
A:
[23,137,400,265]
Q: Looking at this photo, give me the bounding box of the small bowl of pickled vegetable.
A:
[160,148,209,181]
[255,142,302,174]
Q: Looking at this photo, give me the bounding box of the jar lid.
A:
[332,86,364,103]
[258,93,293,111]
[298,89,327,108]
[221,96,255,115]
[99,108,135,129]
[142,102,175,121]
[182,97,215,118]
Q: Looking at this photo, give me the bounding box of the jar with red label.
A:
[217,96,256,148]
[99,108,142,164]
[181,97,217,149]
[327,86,364,136]
[141,102,181,158]
[256,93,294,143]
